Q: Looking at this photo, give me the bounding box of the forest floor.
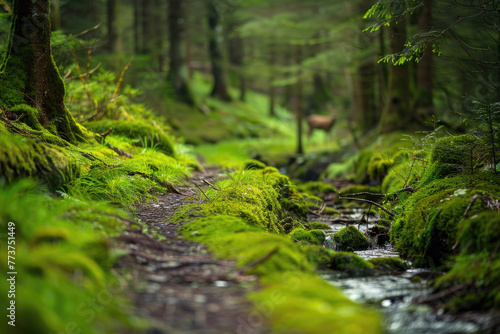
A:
[113,168,268,334]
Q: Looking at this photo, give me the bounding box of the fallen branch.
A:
[464,194,481,217]
[203,179,220,191]
[101,127,113,138]
[338,196,396,217]
[194,183,210,200]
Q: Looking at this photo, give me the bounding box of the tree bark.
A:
[0,0,93,143]
[142,0,153,54]
[207,0,231,101]
[50,0,60,30]
[296,45,303,155]
[416,0,434,115]
[133,0,140,54]
[379,19,410,132]
[358,61,377,131]
[228,20,246,101]
[107,0,122,53]
[168,0,195,105]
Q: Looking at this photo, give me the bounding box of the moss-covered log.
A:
[0,0,95,144]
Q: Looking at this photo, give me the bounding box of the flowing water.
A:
[317,208,497,334]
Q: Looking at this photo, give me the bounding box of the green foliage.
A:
[333,226,370,251]
[0,180,137,334]
[431,135,480,177]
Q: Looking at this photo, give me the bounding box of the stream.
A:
[316,208,497,334]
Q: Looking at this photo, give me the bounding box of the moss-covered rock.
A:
[289,228,322,245]
[431,135,479,177]
[329,251,375,276]
[310,229,326,244]
[390,173,500,267]
[307,221,331,230]
[333,226,370,251]
[369,257,409,272]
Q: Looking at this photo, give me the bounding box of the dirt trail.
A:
[113,168,267,333]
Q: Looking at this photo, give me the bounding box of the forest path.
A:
[113,168,266,333]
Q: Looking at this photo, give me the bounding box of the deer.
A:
[306,104,338,138]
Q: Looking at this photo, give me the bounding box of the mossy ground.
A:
[0,180,143,334]
[179,215,383,333]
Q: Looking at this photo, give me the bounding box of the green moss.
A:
[368,153,391,182]
[0,134,80,188]
[307,221,331,230]
[310,229,326,244]
[180,216,312,276]
[329,251,375,276]
[390,173,500,267]
[179,215,382,333]
[431,135,479,177]
[333,226,370,251]
[295,181,337,198]
[0,180,137,334]
[249,273,383,334]
[84,119,176,156]
[369,257,409,272]
[458,211,500,254]
[243,159,267,170]
[289,228,322,245]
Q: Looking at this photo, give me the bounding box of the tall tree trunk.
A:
[142,0,153,54]
[358,61,377,131]
[0,0,93,143]
[379,19,410,132]
[168,0,194,105]
[133,0,140,54]
[50,0,60,30]
[153,0,164,70]
[207,0,231,101]
[296,45,303,155]
[416,0,434,116]
[269,43,276,117]
[228,20,246,101]
[107,0,122,53]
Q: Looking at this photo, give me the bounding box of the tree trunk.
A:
[228,20,246,101]
[168,0,194,105]
[0,0,93,143]
[133,0,140,54]
[379,19,410,132]
[107,0,122,53]
[207,0,231,101]
[269,43,276,117]
[358,61,377,131]
[296,45,303,155]
[142,0,153,54]
[50,0,60,30]
[416,0,434,115]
